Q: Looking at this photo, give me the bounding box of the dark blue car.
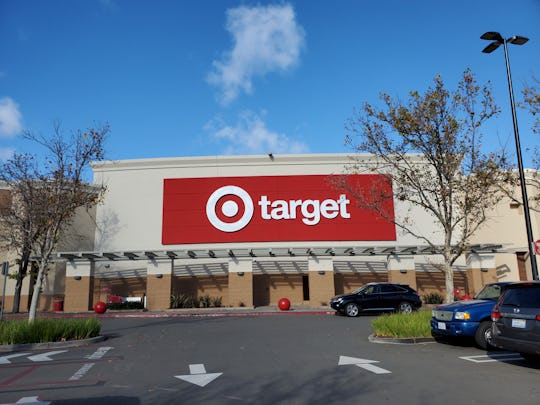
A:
[431,282,511,349]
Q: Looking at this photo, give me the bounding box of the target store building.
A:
[55,153,526,312]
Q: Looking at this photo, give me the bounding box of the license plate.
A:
[437,322,446,330]
[511,318,526,328]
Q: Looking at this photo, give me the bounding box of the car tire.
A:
[345,302,360,317]
[474,321,493,350]
[398,302,413,313]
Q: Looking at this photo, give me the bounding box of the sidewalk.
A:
[1,305,335,320]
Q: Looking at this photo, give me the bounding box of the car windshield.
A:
[474,284,503,300]
[352,285,374,294]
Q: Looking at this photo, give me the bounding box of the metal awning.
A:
[56,243,505,262]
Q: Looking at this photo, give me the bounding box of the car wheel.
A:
[345,302,360,317]
[474,321,493,350]
[398,302,413,313]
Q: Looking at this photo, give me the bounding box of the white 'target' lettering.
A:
[258,194,350,226]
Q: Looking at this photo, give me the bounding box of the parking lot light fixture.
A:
[480,31,538,280]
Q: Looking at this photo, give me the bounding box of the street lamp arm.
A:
[481,31,505,42]
[482,41,501,54]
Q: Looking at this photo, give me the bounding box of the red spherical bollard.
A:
[93,301,107,314]
[278,298,291,311]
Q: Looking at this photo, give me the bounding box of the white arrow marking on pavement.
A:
[27,350,68,362]
[355,363,392,374]
[175,363,223,387]
[0,396,51,405]
[0,353,31,365]
[338,355,391,374]
[459,353,523,363]
[85,346,113,360]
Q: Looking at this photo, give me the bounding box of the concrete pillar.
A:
[308,258,335,306]
[228,259,253,308]
[146,259,173,310]
[466,253,497,296]
[387,255,417,289]
[65,261,94,312]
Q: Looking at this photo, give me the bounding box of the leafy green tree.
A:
[343,70,511,303]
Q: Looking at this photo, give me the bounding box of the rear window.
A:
[501,287,540,308]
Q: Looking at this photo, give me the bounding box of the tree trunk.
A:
[12,251,29,313]
[28,261,46,322]
[443,261,455,303]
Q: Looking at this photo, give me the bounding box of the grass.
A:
[0,318,101,345]
[371,310,432,338]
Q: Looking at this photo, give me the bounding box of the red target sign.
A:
[162,174,396,244]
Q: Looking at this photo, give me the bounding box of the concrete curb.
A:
[0,335,106,352]
[98,310,336,318]
[368,334,435,344]
[1,308,335,320]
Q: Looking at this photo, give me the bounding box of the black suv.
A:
[330,282,422,317]
[491,281,540,363]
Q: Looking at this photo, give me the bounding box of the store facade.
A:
[3,153,536,312]
[59,153,517,311]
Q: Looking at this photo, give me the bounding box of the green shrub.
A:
[199,294,212,308]
[423,292,444,304]
[371,310,432,338]
[170,293,223,308]
[211,296,223,308]
[170,293,198,309]
[0,318,101,345]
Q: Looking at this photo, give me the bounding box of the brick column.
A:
[308,258,335,306]
[146,259,173,310]
[387,255,417,289]
[228,259,253,308]
[65,261,94,312]
[466,253,496,296]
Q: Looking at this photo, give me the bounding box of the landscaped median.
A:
[369,310,435,344]
[0,318,102,350]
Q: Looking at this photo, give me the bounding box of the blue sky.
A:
[1,0,539,167]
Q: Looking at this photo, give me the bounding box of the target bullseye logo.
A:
[206,185,254,232]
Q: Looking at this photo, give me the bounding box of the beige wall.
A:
[91,154,441,253]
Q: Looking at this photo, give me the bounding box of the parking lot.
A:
[1,314,539,404]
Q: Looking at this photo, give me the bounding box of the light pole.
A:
[480,31,538,280]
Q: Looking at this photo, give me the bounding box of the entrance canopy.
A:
[57,244,504,262]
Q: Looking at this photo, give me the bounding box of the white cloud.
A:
[207,3,305,105]
[205,111,309,155]
[0,97,23,137]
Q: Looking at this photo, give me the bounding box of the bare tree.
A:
[490,76,540,212]
[0,124,108,321]
[0,154,43,313]
[343,70,512,303]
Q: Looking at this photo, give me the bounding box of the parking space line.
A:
[69,347,113,381]
[459,353,523,363]
[69,363,95,381]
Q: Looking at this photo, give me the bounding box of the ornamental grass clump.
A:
[371,310,432,338]
[0,318,101,345]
